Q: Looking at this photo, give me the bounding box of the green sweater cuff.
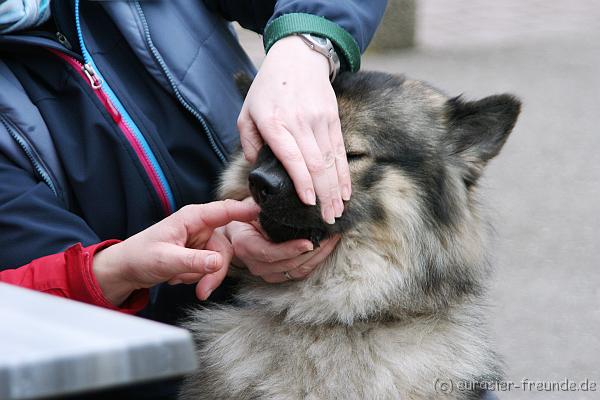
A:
[263,13,361,72]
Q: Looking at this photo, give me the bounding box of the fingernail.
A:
[333,198,344,218]
[170,279,182,286]
[204,289,214,300]
[323,204,336,225]
[341,185,351,201]
[299,243,314,253]
[205,254,219,271]
[304,189,316,206]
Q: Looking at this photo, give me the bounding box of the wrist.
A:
[263,13,361,72]
[268,35,330,79]
[92,243,136,306]
[294,33,340,82]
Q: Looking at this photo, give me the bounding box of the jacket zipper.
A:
[133,1,227,164]
[49,48,174,216]
[55,32,72,50]
[0,114,59,198]
[73,0,176,215]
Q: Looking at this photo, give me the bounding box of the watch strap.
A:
[263,13,361,72]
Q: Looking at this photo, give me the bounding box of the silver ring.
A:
[283,271,293,281]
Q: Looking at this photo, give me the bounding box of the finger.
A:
[239,235,313,265]
[260,273,290,284]
[194,230,234,300]
[242,196,258,206]
[204,229,234,260]
[158,245,224,277]
[312,118,342,221]
[195,255,230,300]
[288,120,335,223]
[237,106,264,163]
[254,119,316,206]
[261,236,340,282]
[231,221,313,263]
[288,235,340,279]
[168,273,203,285]
[179,200,260,241]
[246,246,317,276]
[329,116,351,201]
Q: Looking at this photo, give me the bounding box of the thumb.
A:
[158,245,224,278]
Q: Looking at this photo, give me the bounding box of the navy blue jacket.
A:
[0,0,386,323]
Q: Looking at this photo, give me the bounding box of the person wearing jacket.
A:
[0,199,260,313]
[0,0,387,314]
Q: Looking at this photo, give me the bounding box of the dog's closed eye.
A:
[346,152,368,161]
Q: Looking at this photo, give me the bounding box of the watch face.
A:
[308,34,329,47]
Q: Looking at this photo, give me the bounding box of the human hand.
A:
[225,219,340,283]
[237,35,351,224]
[92,200,259,305]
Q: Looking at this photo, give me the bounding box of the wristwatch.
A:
[295,33,341,82]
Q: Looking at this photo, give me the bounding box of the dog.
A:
[179,71,520,400]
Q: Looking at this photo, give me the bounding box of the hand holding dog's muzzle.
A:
[224,217,340,283]
[237,35,351,225]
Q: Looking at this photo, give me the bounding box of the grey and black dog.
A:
[179,71,521,400]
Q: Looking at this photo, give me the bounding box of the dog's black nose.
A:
[249,169,283,204]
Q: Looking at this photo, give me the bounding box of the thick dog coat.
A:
[180,71,521,400]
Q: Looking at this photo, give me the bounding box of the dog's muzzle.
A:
[248,146,329,246]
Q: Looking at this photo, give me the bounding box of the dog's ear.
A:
[446,94,521,186]
[234,72,253,99]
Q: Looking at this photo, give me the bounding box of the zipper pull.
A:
[55,32,72,50]
[82,64,121,123]
[83,63,103,89]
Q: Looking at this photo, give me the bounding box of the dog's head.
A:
[225,72,519,244]
[220,71,520,323]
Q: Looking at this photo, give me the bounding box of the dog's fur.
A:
[179,71,520,400]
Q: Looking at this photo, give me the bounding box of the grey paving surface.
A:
[237,1,600,398]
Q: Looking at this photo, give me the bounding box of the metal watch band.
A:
[295,33,341,82]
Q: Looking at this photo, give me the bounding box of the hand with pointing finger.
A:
[237,35,351,224]
[92,200,260,306]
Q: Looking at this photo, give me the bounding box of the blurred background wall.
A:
[236,2,600,398]
[369,0,416,51]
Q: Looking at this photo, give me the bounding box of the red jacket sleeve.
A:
[0,241,149,314]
